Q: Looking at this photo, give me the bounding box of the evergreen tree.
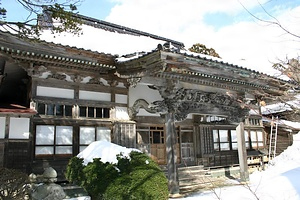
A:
[188,43,221,58]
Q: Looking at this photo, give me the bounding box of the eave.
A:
[117,50,294,98]
[0,31,116,73]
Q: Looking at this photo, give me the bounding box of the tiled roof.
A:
[0,104,37,115]
[0,30,116,69]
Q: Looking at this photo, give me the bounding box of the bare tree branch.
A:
[238,0,300,39]
[0,0,83,38]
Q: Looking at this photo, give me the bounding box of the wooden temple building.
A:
[0,13,298,194]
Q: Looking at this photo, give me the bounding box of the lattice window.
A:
[79,106,110,119]
[37,103,73,117]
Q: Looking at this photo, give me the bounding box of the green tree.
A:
[0,0,82,38]
[188,43,221,58]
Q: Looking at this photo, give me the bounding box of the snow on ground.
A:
[77,141,140,165]
[175,133,300,200]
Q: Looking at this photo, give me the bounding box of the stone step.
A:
[179,178,214,187]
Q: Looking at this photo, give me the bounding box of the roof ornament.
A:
[157,42,181,53]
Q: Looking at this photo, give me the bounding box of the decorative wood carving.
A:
[26,64,48,77]
[127,77,141,88]
[70,74,82,83]
[128,99,167,118]
[130,86,249,122]
[87,77,105,85]
[49,73,67,80]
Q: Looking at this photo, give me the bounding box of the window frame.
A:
[79,125,111,152]
[245,129,264,149]
[35,125,73,158]
[213,129,231,151]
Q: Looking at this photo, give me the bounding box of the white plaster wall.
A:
[128,84,162,117]
[37,86,74,99]
[129,84,162,117]
[186,113,193,119]
[9,118,30,139]
[0,117,5,138]
[129,84,163,106]
[79,90,111,101]
[115,94,128,104]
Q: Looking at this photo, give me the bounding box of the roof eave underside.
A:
[118,50,293,96]
[0,31,116,72]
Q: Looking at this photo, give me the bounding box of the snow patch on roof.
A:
[40,24,166,57]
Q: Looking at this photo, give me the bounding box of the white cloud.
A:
[105,0,300,75]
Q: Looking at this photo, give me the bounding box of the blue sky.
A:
[3,0,300,33]
[2,0,300,75]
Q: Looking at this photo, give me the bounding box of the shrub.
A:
[65,151,168,200]
[66,157,119,199]
[104,151,169,200]
[65,157,85,185]
[0,168,29,200]
[81,159,118,199]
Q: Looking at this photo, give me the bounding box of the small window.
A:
[79,106,110,119]
[80,106,87,117]
[56,105,63,116]
[47,104,55,115]
[65,105,73,117]
[248,130,264,149]
[103,108,110,118]
[152,131,161,144]
[37,103,73,117]
[88,107,94,118]
[37,103,46,115]
[213,129,230,151]
[96,108,103,118]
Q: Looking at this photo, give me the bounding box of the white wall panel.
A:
[137,109,160,117]
[79,90,111,101]
[129,84,162,107]
[9,118,30,139]
[0,117,5,138]
[115,94,128,104]
[37,86,74,99]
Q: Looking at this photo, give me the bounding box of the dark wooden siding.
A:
[0,140,4,167]
[4,140,31,173]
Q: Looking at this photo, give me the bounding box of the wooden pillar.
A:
[236,122,249,182]
[165,112,180,195]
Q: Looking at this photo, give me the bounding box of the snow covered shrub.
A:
[66,150,168,200]
[0,168,29,200]
[103,151,169,200]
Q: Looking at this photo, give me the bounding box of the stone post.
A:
[236,122,249,182]
[165,112,180,195]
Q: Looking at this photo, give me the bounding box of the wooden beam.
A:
[165,112,180,195]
